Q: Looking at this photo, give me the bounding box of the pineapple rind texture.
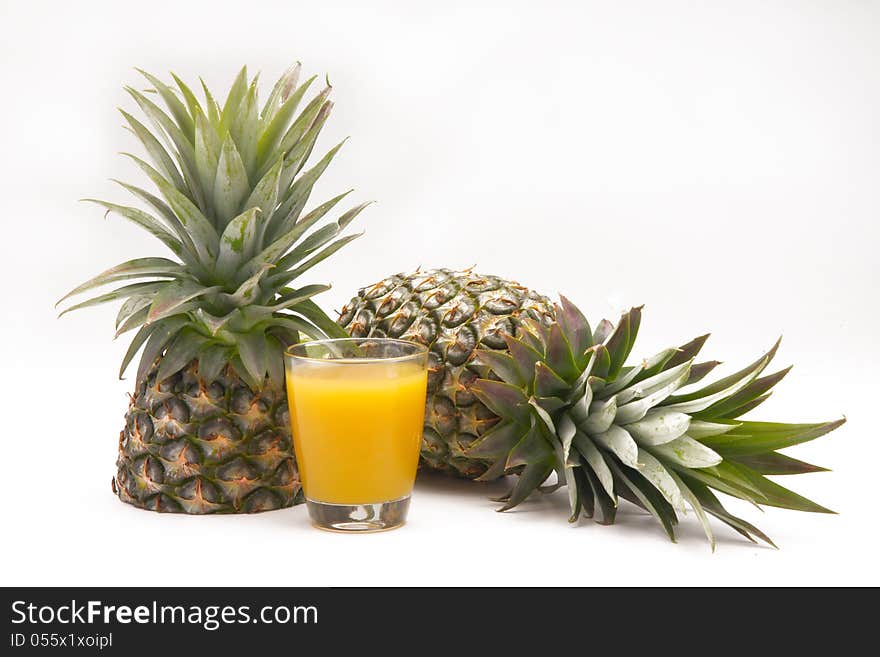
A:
[339,268,555,478]
[115,360,301,513]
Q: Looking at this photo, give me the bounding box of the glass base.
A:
[305,496,410,532]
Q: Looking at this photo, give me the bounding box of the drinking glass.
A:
[284,338,428,532]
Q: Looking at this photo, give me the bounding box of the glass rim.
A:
[284,337,429,364]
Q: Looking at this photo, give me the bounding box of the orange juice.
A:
[286,360,427,504]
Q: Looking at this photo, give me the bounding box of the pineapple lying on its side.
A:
[340,269,557,478]
[341,269,843,546]
[59,64,365,513]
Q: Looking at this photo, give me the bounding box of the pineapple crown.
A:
[469,298,844,548]
[57,64,364,390]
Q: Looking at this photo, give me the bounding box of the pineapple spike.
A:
[57,62,365,390]
[465,300,843,545]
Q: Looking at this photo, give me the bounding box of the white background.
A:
[1,0,877,586]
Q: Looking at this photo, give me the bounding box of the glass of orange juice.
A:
[284,338,428,532]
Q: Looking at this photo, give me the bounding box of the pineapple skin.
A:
[114,360,301,513]
[339,269,555,479]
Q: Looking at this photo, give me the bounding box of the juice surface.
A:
[286,359,427,504]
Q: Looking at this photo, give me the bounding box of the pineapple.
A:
[340,269,844,546]
[339,269,557,478]
[58,64,366,513]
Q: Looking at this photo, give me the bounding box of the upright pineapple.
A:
[59,64,366,513]
[341,269,844,546]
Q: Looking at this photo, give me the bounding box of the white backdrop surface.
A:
[1,0,877,586]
